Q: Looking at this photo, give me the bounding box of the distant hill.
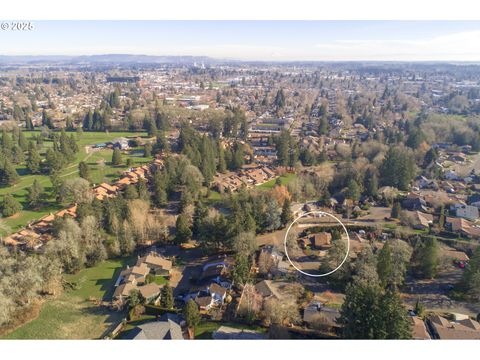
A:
[0,54,217,65]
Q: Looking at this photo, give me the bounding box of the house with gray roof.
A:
[124,314,184,340]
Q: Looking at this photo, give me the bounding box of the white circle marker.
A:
[284,210,350,277]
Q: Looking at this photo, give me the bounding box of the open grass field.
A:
[2,256,134,339]
[0,130,150,235]
[257,172,297,190]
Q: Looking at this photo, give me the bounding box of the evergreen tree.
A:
[438,205,445,230]
[1,158,19,185]
[345,179,361,202]
[199,136,216,184]
[339,283,411,339]
[1,129,12,156]
[364,168,379,199]
[78,161,91,182]
[273,88,286,108]
[136,179,150,201]
[1,194,22,217]
[423,147,438,167]
[377,241,393,288]
[11,145,25,164]
[418,237,439,279]
[27,179,44,208]
[183,299,200,330]
[379,147,415,191]
[378,289,412,339]
[461,247,480,301]
[45,148,65,175]
[41,109,53,128]
[318,114,329,135]
[160,285,174,309]
[193,201,208,237]
[26,142,41,174]
[391,201,401,219]
[230,142,245,170]
[83,110,94,130]
[217,142,227,173]
[280,198,293,226]
[232,254,250,286]
[339,283,383,339]
[143,143,152,157]
[18,131,28,151]
[155,131,170,154]
[175,214,192,243]
[112,148,123,166]
[25,115,34,130]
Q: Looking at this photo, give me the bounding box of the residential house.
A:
[138,283,162,304]
[113,253,172,305]
[136,253,172,276]
[312,232,332,249]
[118,263,150,285]
[124,314,184,340]
[445,170,459,181]
[409,316,431,340]
[194,292,215,311]
[209,283,227,304]
[412,211,434,230]
[445,217,480,238]
[254,280,282,300]
[452,204,479,221]
[428,315,480,339]
[402,194,428,212]
[190,280,228,310]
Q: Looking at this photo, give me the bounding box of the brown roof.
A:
[98,182,118,192]
[415,211,433,228]
[209,283,227,297]
[138,283,161,299]
[430,315,480,339]
[254,280,283,299]
[137,254,172,271]
[120,263,150,278]
[410,316,431,340]
[113,282,137,298]
[313,232,332,248]
[195,295,213,308]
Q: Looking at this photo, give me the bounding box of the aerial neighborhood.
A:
[0,57,480,340]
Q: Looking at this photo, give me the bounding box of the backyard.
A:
[2,256,133,339]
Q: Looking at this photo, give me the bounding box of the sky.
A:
[1,21,480,61]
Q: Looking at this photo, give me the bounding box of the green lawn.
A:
[152,276,169,286]
[204,189,223,205]
[257,173,297,190]
[0,130,151,236]
[194,320,266,339]
[2,256,134,339]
